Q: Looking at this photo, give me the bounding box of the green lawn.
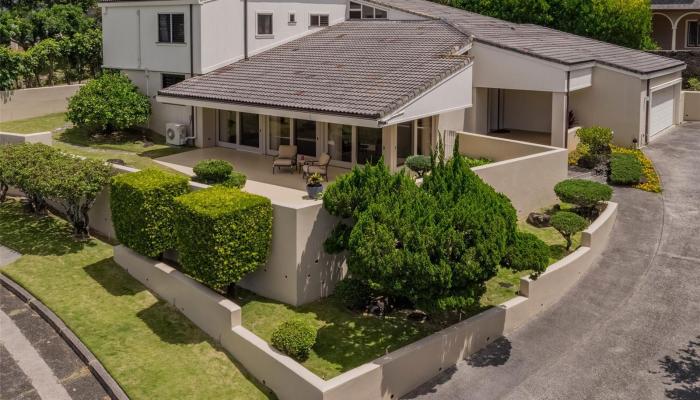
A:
[0,200,274,400]
[519,221,582,263]
[0,113,68,134]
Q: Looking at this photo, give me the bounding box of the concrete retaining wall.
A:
[1,84,82,122]
[112,200,618,400]
[682,91,700,121]
[0,131,53,145]
[459,132,569,217]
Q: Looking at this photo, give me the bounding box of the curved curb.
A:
[0,274,129,400]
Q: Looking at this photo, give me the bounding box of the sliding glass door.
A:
[356,126,382,164]
[327,123,352,166]
[218,111,237,148]
[239,112,261,149]
[396,121,413,166]
[268,116,291,154]
[294,119,317,157]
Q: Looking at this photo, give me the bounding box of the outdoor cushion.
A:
[277,145,297,159]
[273,159,294,167]
[318,153,331,165]
[303,165,325,175]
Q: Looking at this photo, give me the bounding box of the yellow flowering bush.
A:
[610,145,661,193]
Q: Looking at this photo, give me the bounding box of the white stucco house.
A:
[100,0,686,172]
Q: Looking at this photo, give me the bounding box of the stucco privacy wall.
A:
[458,132,568,217]
[0,131,52,145]
[112,200,617,400]
[683,91,700,121]
[0,84,81,122]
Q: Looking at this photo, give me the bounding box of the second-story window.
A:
[158,13,185,43]
[257,13,273,36]
[289,12,296,24]
[162,73,185,89]
[349,2,387,20]
[310,14,329,27]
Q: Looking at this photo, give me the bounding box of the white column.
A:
[551,92,568,148]
[382,124,397,171]
[671,26,677,51]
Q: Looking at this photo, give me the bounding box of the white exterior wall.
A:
[123,70,192,135]
[502,89,551,133]
[198,0,243,73]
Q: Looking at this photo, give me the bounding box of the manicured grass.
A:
[53,126,191,172]
[238,264,534,379]
[0,113,68,134]
[519,220,582,263]
[0,200,274,400]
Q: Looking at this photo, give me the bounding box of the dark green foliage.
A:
[333,277,373,311]
[193,159,234,184]
[67,72,151,133]
[576,126,613,155]
[271,319,317,361]
[323,223,352,254]
[173,186,272,289]
[448,0,655,50]
[554,179,612,213]
[502,232,549,278]
[609,153,643,185]
[550,211,588,250]
[220,171,247,189]
[405,155,431,177]
[327,142,518,313]
[110,169,189,258]
[0,143,59,214]
[322,160,414,219]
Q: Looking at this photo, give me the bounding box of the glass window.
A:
[310,14,329,27]
[219,111,236,144]
[356,127,382,164]
[257,13,273,35]
[161,74,185,89]
[374,8,387,19]
[289,12,296,24]
[294,119,317,157]
[689,21,699,47]
[362,4,374,19]
[157,14,185,43]
[240,113,260,148]
[416,117,432,156]
[396,122,413,166]
[269,116,291,151]
[349,9,361,19]
[328,124,352,163]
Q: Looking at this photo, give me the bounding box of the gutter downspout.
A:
[564,71,570,148]
[644,79,651,146]
[187,3,197,142]
[243,0,248,59]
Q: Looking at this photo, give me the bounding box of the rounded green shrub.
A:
[502,232,550,277]
[271,319,317,361]
[609,153,643,185]
[554,179,612,211]
[550,211,589,251]
[193,159,234,184]
[334,277,373,311]
[405,155,431,177]
[110,169,189,257]
[67,71,151,133]
[220,171,247,189]
[576,126,613,155]
[173,186,272,289]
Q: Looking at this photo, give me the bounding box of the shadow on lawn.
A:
[0,200,94,256]
[84,258,146,297]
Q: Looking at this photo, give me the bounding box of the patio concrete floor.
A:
[155,147,350,192]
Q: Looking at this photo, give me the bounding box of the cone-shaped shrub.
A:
[173,186,272,289]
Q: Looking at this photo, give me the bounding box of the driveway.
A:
[406,122,700,400]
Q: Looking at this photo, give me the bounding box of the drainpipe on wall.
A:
[564,71,570,148]
[244,0,249,60]
[188,3,197,143]
[644,79,651,146]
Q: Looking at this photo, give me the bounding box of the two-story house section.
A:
[99,0,377,134]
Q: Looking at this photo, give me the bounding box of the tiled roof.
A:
[366,0,685,74]
[651,0,700,9]
[159,20,471,119]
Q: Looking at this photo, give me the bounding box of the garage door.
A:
[649,85,675,137]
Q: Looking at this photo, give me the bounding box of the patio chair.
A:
[272,145,298,174]
[302,153,331,180]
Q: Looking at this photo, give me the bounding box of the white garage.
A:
[649,84,677,138]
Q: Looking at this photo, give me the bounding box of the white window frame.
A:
[309,13,330,27]
[288,11,296,25]
[157,13,186,44]
[687,19,700,48]
[256,12,274,38]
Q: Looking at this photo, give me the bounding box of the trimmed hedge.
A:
[609,153,643,185]
[271,319,317,361]
[502,232,550,278]
[193,159,234,184]
[576,126,613,155]
[221,171,247,189]
[405,155,431,177]
[554,179,612,212]
[110,169,189,258]
[173,186,272,289]
[551,211,588,250]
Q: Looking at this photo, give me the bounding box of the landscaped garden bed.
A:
[0,200,273,400]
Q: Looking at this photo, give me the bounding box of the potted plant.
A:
[306,173,324,199]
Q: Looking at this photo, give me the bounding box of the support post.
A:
[551,92,568,148]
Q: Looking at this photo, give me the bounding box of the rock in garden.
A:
[527,212,551,228]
